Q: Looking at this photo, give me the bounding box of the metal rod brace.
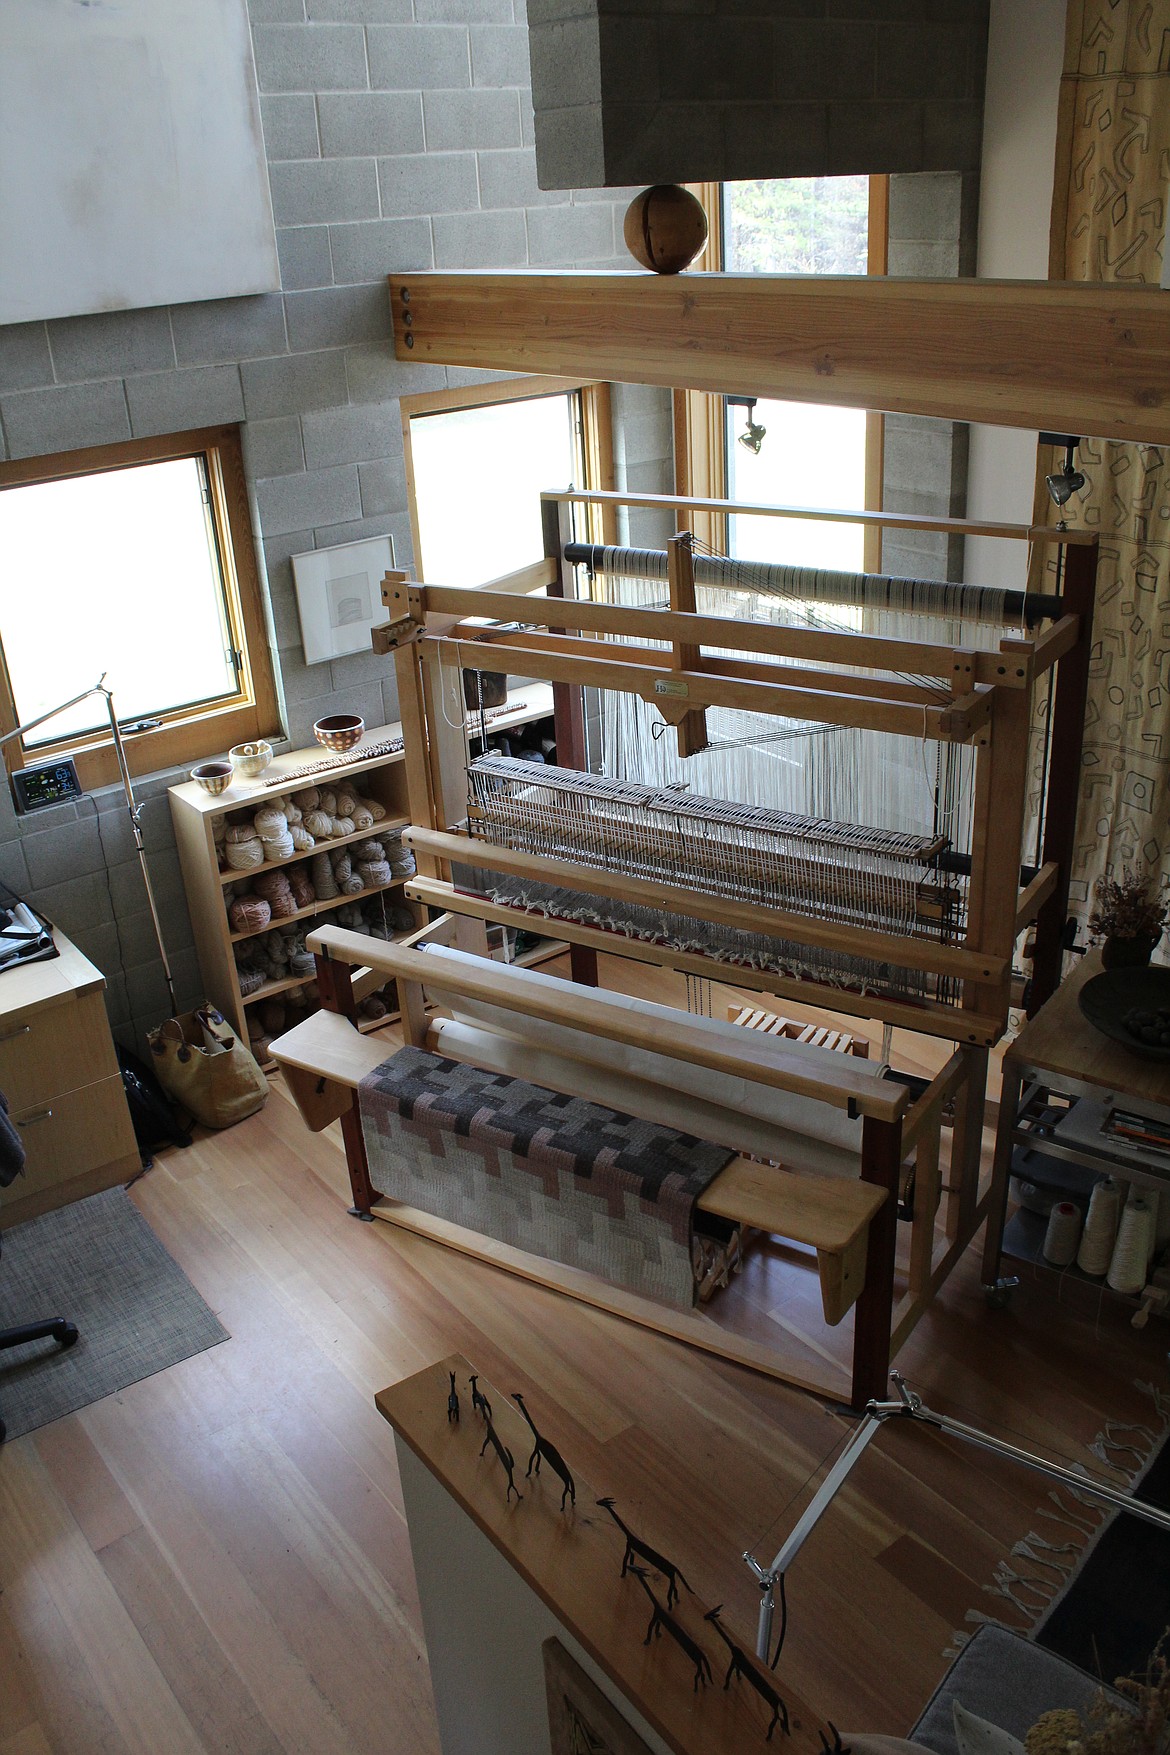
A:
[745,1370,1170,1664]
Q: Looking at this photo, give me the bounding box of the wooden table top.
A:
[1008,949,1170,1106]
[376,1354,827,1755]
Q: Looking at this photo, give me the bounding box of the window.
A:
[401,378,614,587]
[675,179,888,570]
[0,427,279,789]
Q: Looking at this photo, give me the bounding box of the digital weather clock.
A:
[11,758,84,813]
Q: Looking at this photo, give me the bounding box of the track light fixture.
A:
[726,394,767,456]
[1040,431,1085,528]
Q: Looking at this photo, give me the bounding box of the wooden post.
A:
[1029,540,1096,1011]
[946,1045,988,1245]
[964,682,1032,1032]
[394,640,439,878]
[851,1114,902,1409]
[315,951,377,1217]
[543,494,599,989]
[666,530,709,758]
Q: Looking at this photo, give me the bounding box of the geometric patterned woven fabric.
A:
[358,1046,734,1310]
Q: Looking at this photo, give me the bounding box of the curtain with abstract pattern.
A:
[1049,0,1170,922]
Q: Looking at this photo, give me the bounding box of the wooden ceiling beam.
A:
[389,270,1170,445]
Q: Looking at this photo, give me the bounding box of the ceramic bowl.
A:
[313,713,364,753]
[190,760,233,795]
[229,738,273,779]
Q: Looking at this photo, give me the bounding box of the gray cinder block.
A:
[366,23,471,90]
[252,22,369,93]
[243,416,306,480]
[255,463,363,537]
[329,217,433,284]
[345,342,446,404]
[526,202,615,266]
[125,365,246,438]
[269,157,381,226]
[47,309,176,383]
[0,322,53,393]
[285,284,391,350]
[22,816,105,890]
[471,24,532,88]
[1,380,131,459]
[477,148,560,210]
[422,88,523,151]
[302,401,399,468]
[318,91,425,157]
[432,208,528,268]
[358,453,407,517]
[260,93,322,161]
[171,296,288,367]
[241,349,349,419]
[376,151,479,217]
[276,227,335,293]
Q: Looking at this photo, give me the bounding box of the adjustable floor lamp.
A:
[0,673,177,1013]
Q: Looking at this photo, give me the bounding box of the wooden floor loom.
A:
[272,493,1095,1408]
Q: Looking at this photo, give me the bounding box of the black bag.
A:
[117,1044,193,1161]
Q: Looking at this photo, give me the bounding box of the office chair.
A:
[0,1092,78,1444]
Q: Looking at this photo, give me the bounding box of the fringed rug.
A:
[948,1383,1170,1680]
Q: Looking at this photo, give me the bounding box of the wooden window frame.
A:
[0,425,281,791]
[675,177,889,569]
[399,376,616,578]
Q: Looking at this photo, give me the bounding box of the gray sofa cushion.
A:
[911,1625,1123,1755]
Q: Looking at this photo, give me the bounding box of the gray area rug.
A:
[0,1186,228,1440]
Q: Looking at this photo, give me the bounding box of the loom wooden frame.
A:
[270,488,1095,1408]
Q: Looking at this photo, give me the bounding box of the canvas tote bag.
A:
[148,1004,268,1129]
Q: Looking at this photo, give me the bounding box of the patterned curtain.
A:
[1048,0,1170,919]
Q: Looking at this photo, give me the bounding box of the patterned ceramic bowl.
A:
[229,739,273,778]
[313,713,364,753]
[190,760,233,795]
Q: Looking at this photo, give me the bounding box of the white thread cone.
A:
[1108,1197,1154,1295]
[1043,1200,1082,1267]
[1077,1177,1121,1277]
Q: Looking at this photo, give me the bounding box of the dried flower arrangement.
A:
[1088,869,1168,946]
[1025,1634,1170,1755]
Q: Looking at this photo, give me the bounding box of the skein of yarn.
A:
[1077,1176,1121,1277]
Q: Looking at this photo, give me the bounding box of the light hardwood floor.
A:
[1,959,1166,1755]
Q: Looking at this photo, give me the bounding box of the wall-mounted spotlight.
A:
[727,394,767,456]
[1040,431,1085,528]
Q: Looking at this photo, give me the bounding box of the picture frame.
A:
[291,534,395,666]
[543,1637,653,1755]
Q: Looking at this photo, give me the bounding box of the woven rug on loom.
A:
[0,1185,229,1440]
[359,1045,735,1309]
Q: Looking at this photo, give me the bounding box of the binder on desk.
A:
[0,894,57,971]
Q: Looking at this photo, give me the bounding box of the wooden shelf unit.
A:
[169,723,420,1060]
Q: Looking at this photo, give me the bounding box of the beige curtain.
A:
[1048,0,1170,918]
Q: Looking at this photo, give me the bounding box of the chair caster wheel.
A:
[55,1321,80,1348]
[984,1275,1019,1310]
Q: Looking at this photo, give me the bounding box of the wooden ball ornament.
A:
[623,184,708,275]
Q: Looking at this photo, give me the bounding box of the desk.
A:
[983,950,1170,1289]
[0,930,139,1228]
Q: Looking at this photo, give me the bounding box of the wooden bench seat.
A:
[270,1006,885,1324]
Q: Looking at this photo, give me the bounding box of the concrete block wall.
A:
[530,0,990,189]
[0,0,657,1053]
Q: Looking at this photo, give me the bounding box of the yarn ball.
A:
[359,993,389,1022]
[331,850,354,883]
[312,851,338,900]
[236,967,265,997]
[285,800,303,826]
[319,789,338,817]
[359,859,392,888]
[230,895,272,934]
[349,802,374,831]
[288,942,315,978]
[289,824,315,852]
[353,840,385,863]
[623,184,708,274]
[340,873,364,896]
[259,1000,287,1037]
[224,823,265,871]
[292,786,320,810]
[360,795,387,823]
[303,809,335,840]
[334,816,356,839]
[289,867,315,909]
[335,787,360,818]
[254,868,294,901]
[254,804,289,840]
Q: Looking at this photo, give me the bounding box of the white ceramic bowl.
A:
[229,739,273,779]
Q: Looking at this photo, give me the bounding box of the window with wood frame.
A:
[675,178,888,570]
[400,377,616,587]
[0,426,280,790]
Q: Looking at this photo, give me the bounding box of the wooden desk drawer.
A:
[0,991,119,1106]
[10,1076,135,1200]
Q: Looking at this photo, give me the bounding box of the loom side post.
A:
[1029,538,1096,1011]
[545,494,599,987]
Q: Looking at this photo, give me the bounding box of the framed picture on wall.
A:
[543,1638,653,1755]
[291,534,395,667]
